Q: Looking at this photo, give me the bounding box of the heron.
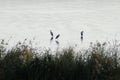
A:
[49,30,60,45]
[80,31,84,41]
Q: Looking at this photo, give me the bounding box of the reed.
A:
[0,40,120,80]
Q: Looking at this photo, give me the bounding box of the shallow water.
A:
[0,0,120,50]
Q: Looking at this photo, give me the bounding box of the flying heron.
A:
[49,30,60,45]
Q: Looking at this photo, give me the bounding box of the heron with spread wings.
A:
[50,30,60,45]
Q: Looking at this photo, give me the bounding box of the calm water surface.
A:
[0,0,120,50]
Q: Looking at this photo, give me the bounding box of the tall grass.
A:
[0,40,120,80]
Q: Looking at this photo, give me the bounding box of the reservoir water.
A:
[0,0,120,50]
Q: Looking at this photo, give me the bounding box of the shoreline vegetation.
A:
[0,39,120,80]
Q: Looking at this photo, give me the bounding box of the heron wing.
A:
[56,40,59,44]
[55,34,60,39]
[50,30,53,36]
[50,37,53,41]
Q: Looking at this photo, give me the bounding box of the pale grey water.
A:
[0,0,120,50]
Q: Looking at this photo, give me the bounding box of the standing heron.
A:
[80,31,84,41]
